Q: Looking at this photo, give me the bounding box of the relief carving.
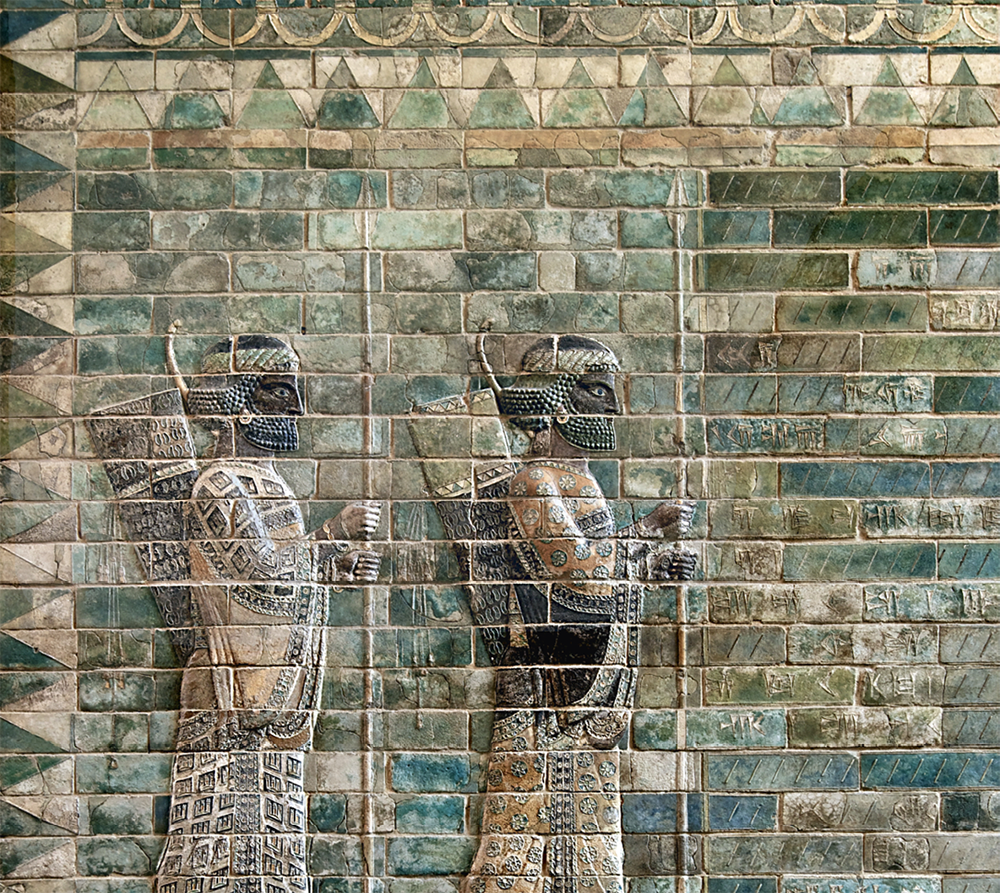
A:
[88,333,380,893]
[412,334,697,893]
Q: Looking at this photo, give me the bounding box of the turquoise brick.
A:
[938,544,1000,580]
[784,543,937,582]
[395,795,466,834]
[933,463,1000,496]
[705,835,862,874]
[707,796,777,831]
[861,752,1000,788]
[391,754,472,792]
[622,793,678,833]
[781,461,931,497]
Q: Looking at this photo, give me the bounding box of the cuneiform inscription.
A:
[708,418,827,454]
[710,500,857,539]
[862,500,1000,538]
[708,584,862,623]
[783,792,937,832]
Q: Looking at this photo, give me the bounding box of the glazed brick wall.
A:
[5,2,1000,891]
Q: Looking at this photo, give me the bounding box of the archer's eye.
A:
[589,386,608,398]
[270,386,293,398]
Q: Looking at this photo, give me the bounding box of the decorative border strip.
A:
[76,4,998,49]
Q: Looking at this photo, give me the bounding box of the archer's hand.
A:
[637,500,695,539]
[336,549,381,582]
[323,501,381,540]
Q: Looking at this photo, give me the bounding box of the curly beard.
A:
[554,414,616,451]
[238,414,299,452]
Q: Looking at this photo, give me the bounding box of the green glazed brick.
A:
[704,377,777,414]
[629,375,677,414]
[945,668,1000,706]
[788,707,941,748]
[77,172,232,210]
[934,375,1000,413]
[707,418,832,454]
[549,170,698,209]
[234,253,364,293]
[702,627,787,666]
[75,297,153,336]
[371,212,463,251]
[778,376,846,413]
[866,335,1000,372]
[863,582,1000,622]
[621,294,677,335]
[685,708,787,749]
[467,210,617,250]
[154,146,232,170]
[621,211,675,248]
[708,584,863,624]
[77,337,166,376]
[395,795,466,834]
[936,250,1000,289]
[704,667,856,705]
[781,461,931,497]
[936,419,1000,458]
[76,837,162,877]
[784,543,937,582]
[709,171,841,206]
[774,210,927,247]
[698,253,850,292]
[684,295,774,333]
[846,170,999,205]
[705,834,862,874]
[235,171,387,210]
[468,291,619,334]
[931,294,1000,330]
[76,755,171,794]
[78,147,149,170]
[85,795,154,835]
[387,837,476,876]
[931,209,1000,245]
[155,295,303,335]
[682,210,770,248]
[79,630,152,670]
[309,837,365,876]
[633,710,678,750]
[313,713,361,753]
[776,295,928,332]
[705,334,861,372]
[943,710,1000,745]
[151,211,303,251]
[73,213,150,252]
